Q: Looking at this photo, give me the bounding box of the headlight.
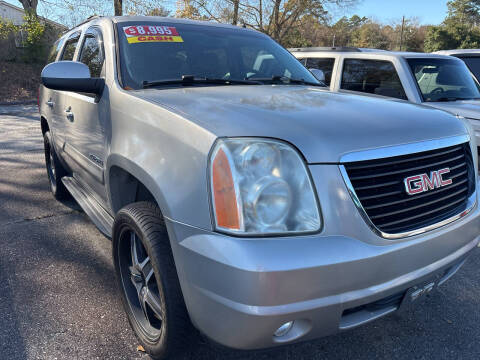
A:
[209,138,321,235]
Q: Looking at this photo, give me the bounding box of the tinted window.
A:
[47,38,64,64]
[79,29,104,78]
[456,56,480,82]
[305,58,335,86]
[116,22,319,89]
[341,59,407,100]
[407,58,480,102]
[61,32,81,61]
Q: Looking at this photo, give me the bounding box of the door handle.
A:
[65,106,74,122]
[46,99,54,107]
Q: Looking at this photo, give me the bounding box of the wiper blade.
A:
[246,75,325,87]
[432,97,480,102]
[143,75,261,88]
[433,97,462,102]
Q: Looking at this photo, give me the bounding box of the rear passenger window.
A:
[61,32,81,61]
[341,59,407,100]
[305,58,335,86]
[79,28,105,78]
[46,38,64,64]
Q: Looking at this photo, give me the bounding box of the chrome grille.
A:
[343,142,475,236]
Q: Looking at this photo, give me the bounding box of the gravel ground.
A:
[0,105,479,359]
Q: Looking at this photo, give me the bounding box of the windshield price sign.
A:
[123,25,184,43]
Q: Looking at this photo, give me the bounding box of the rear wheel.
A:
[113,202,192,360]
[43,131,68,199]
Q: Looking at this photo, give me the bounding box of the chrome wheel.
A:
[118,229,165,341]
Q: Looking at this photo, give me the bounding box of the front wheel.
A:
[112,202,192,360]
[43,131,68,199]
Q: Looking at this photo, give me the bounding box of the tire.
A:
[43,131,68,200]
[112,202,192,360]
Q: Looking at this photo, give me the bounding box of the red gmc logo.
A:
[404,168,453,195]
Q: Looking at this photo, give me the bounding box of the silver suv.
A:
[434,49,480,82]
[39,17,480,359]
[290,47,480,150]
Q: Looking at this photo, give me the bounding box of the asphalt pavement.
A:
[0,105,479,360]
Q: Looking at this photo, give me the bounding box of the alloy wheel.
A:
[118,229,165,341]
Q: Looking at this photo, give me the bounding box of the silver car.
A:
[290,47,480,149]
[39,16,480,359]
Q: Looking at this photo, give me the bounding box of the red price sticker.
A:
[123,25,183,43]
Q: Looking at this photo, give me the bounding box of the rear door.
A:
[62,26,109,204]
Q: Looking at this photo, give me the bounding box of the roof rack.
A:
[288,46,361,53]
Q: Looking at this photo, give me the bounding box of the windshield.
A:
[116,22,319,89]
[456,56,480,82]
[407,58,480,102]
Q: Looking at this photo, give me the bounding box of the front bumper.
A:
[165,166,480,350]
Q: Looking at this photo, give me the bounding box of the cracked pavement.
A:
[0,105,479,359]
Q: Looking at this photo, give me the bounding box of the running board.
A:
[62,176,114,238]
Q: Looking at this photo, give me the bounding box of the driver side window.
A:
[79,28,105,78]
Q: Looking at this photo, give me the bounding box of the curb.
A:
[0,100,37,106]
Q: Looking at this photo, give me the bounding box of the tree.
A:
[176,0,203,19]
[330,15,368,46]
[114,0,123,16]
[146,7,171,17]
[350,21,390,49]
[181,0,357,45]
[18,0,38,16]
[232,0,239,25]
[424,0,480,51]
[446,0,480,25]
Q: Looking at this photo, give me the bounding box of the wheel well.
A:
[41,117,49,135]
[109,166,158,214]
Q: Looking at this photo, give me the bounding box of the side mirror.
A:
[309,68,325,83]
[41,61,104,95]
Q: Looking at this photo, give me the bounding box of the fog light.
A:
[274,321,294,337]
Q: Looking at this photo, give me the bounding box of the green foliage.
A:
[424,0,480,51]
[145,7,171,17]
[283,27,313,47]
[350,22,390,49]
[0,12,53,63]
[22,12,45,46]
[0,19,17,40]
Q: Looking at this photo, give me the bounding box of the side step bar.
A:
[62,176,114,238]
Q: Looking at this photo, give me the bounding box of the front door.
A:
[62,27,109,205]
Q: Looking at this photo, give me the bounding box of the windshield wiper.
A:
[432,97,480,102]
[246,75,325,87]
[143,75,261,88]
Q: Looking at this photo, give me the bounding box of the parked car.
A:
[434,49,480,83]
[39,18,480,360]
[290,47,480,153]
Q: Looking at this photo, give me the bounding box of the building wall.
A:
[0,1,26,25]
[0,1,67,62]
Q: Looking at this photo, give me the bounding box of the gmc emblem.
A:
[404,168,453,195]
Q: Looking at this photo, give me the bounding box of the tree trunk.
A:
[232,0,240,25]
[114,0,123,16]
[272,0,281,39]
[19,0,38,15]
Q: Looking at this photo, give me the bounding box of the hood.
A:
[426,100,480,120]
[132,86,468,163]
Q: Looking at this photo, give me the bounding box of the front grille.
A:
[343,142,475,235]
